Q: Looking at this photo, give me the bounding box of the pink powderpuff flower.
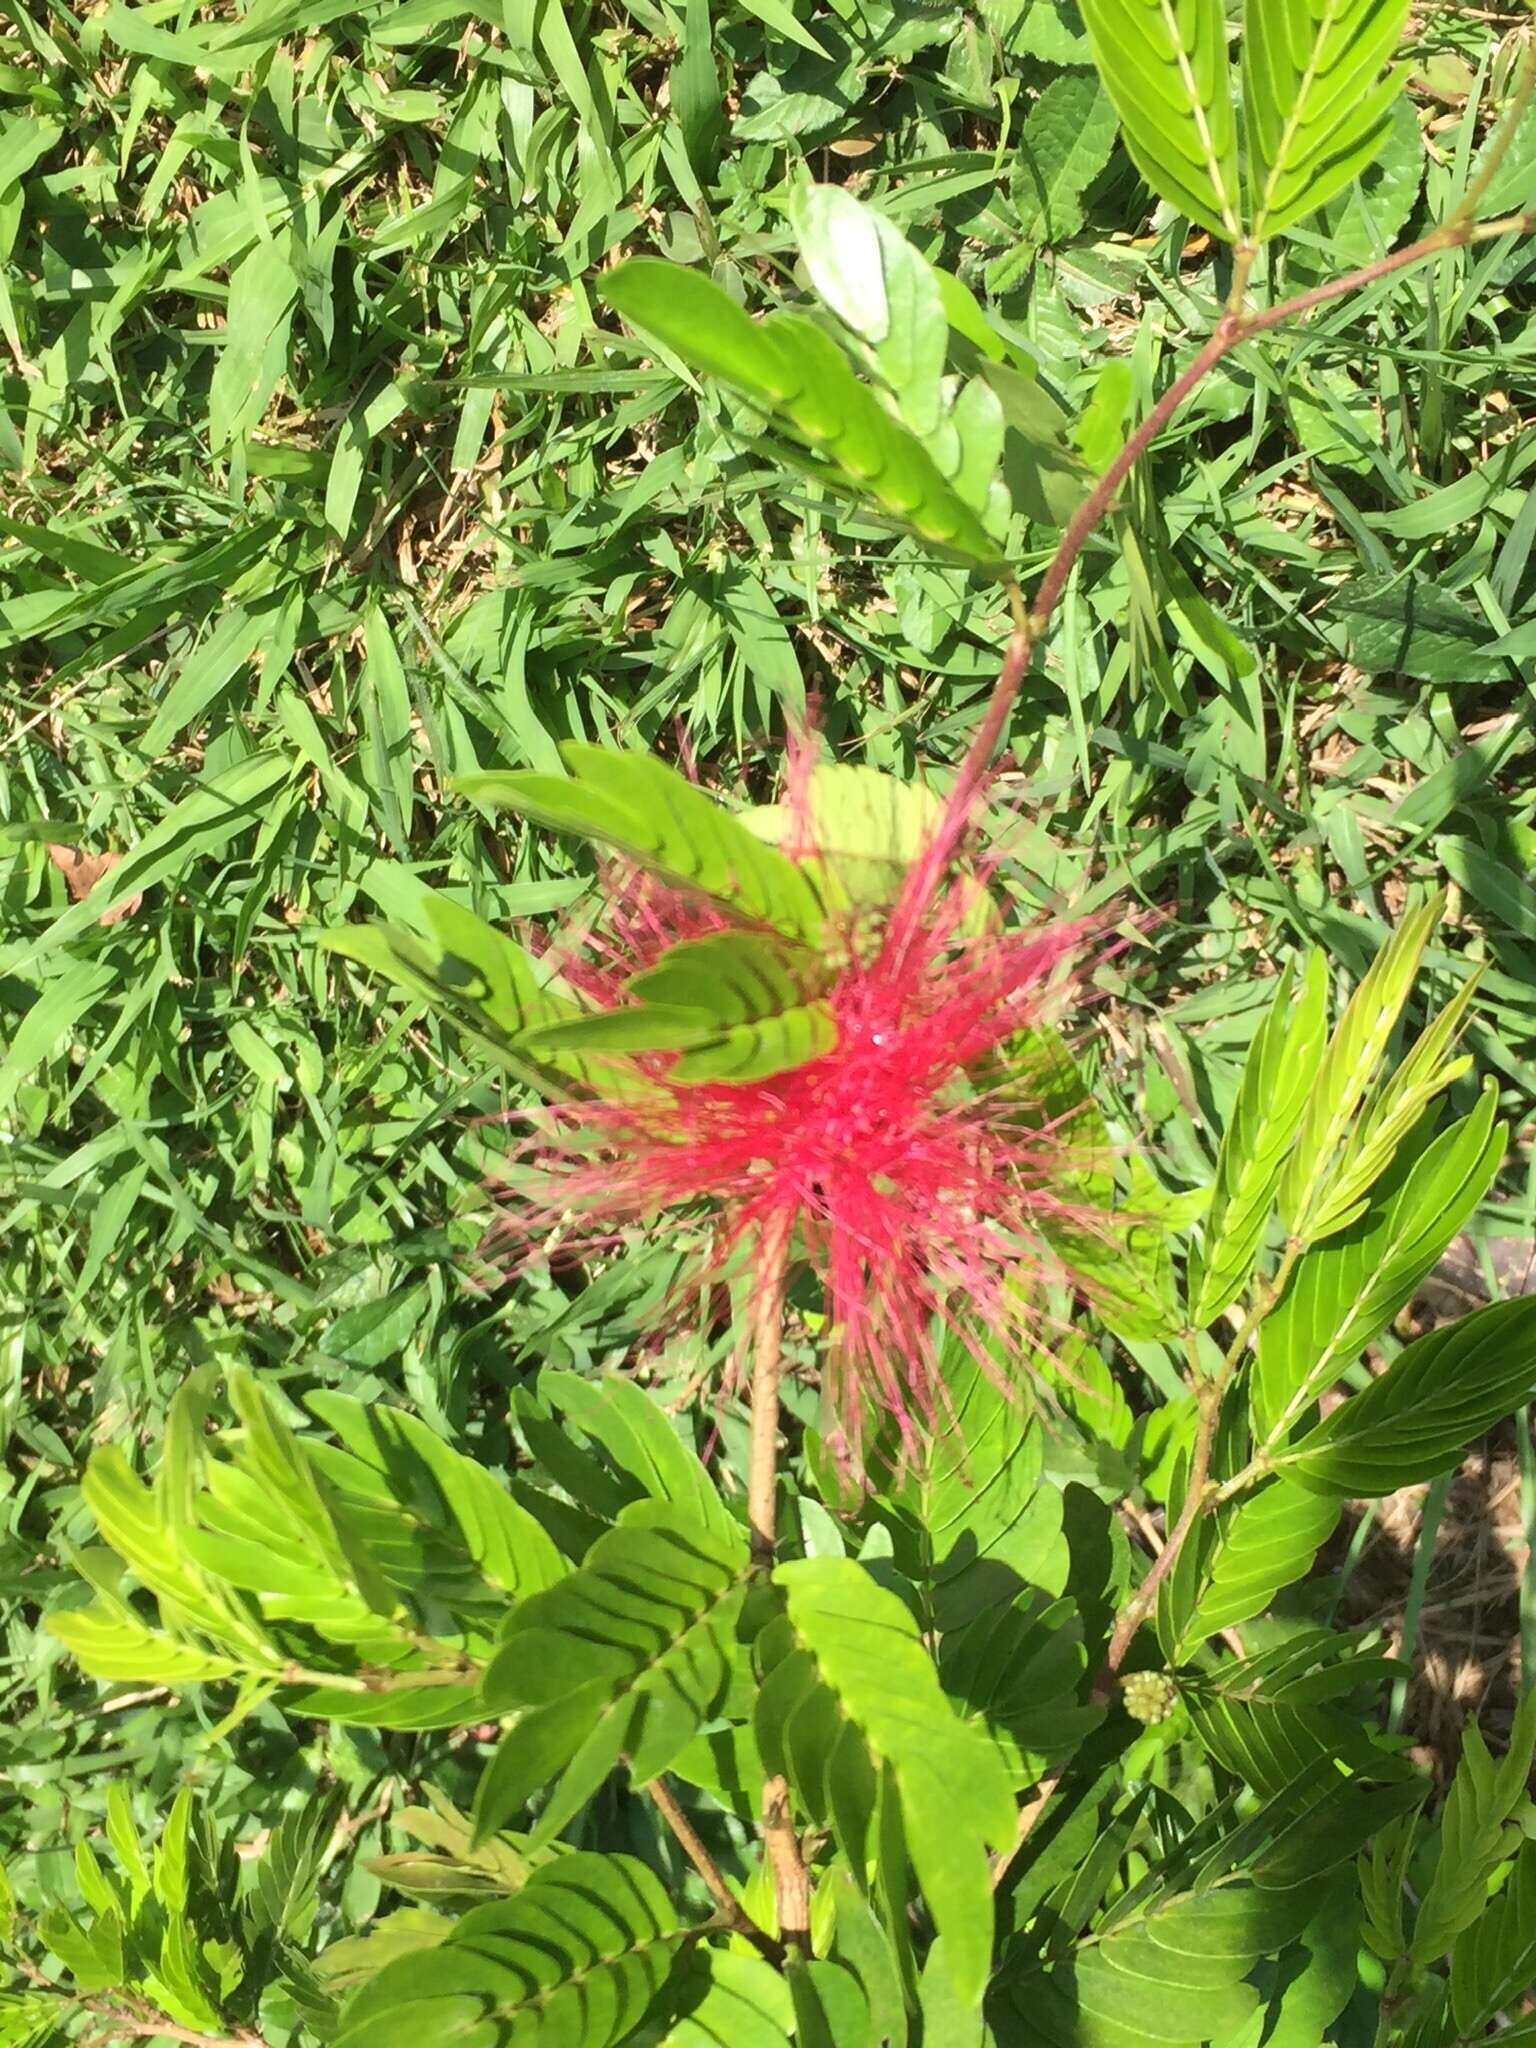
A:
[492,767,1108,1471]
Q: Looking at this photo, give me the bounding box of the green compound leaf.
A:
[1077,0,1242,241]
[1275,1294,1536,1497]
[1276,892,1446,1242]
[1413,1684,1536,1964]
[474,1506,749,1846]
[600,259,1008,574]
[457,743,833,946]
[773,1556,1017,2007]
[1450,1834,1536,2034]
[1179,1477,1341,1648]
[333,1852,684,2048]
[1253,1082,1505,1445]
[321,887,587,1083]
[1244,0,1414,242]
[1192,952,1329,1325]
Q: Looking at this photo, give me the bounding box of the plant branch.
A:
[913,203,1536,897]
[646,1775,783,1962]
[747,1208,793,1565]
[1096,1375,1222,1691]
[761,1772,811,1948]
[80,1995,267,2048]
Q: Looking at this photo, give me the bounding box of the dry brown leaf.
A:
[44,844,144,925]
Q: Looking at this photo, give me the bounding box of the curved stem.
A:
[747,1210,793,1565]
[646,1775,783,1961]
[910,204,1536,911]
[1097,1375,1222,1690]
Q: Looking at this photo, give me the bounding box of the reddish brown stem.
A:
[910,206,1536,906]
[1097,1381,1221,1692]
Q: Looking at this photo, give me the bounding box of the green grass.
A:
[2,0,1535,1929]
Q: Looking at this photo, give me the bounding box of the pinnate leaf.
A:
[475,1506,749,1844]
[774,1557,1017,2006]
[458,744,831,945]
[1077,0,1242,240]
[1244,0,1414,241]
[1193,952,1329,1325]
[1276,892,1447,1240]
[1253,1082,1504,1444]
[1450,1833,1536,2034]
[1179,1477,1340,1648]
[1275,1293,1536,1497]
[1412,1683,1536,1963]
[333,1852,684,2048]
[601,259,1008,572]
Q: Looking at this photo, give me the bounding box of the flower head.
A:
[493,756,1105,1467]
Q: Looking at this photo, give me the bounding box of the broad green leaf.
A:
[601,260,1008,572]
[1077,0,1242,240]
[1179,1477,1340,1647]
[1276,892,1444,1240]
[457,743,831,945]
[660,1948,794,2047]
[1412,1684,1536,1962]
[474,1506,748,1844]
[893,1340,1065,1631]
[537,1372,739,1542]
[333,1853,683,2048]
[991,73,1119,291]
[1275,1294,1536,1496]
[1253,1083,1504,1443]
[775,1557,1017,2006]
[302,1393,568,1601]
[1192,952,1329,1324]
[1244,0,1414,242]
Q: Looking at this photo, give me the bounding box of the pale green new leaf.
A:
[1306,967,1483,1240]
[1244,0,1415,242]
[1276,892,1444,1240]
[775,1557,1018,2006]
[1077,0,1243,240]
[1412,1684,1536,1963]
[1276,1293,1536,1497]
[601,260,1008,572]
[474,1506,749,1845]
[1192,952,1328,1324]
[333,1853,684,2048]
[1253,1082,1505,1444]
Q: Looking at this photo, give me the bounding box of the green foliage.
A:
[332,1852,684,2048]
[1080,0,1418,244]
[4,2,1536,2043]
